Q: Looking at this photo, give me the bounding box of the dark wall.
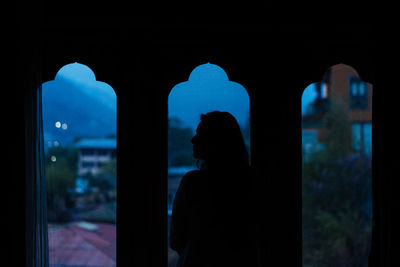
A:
[10,14,398,267]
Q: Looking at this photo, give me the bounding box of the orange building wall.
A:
[312,64,373,149]
[328,64,372,123]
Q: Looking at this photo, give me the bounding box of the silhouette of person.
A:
[170,111,259,267]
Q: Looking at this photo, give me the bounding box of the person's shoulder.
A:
[179,170,201,189]
[182,170,202,180]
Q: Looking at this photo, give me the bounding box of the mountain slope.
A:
[42,79,116,149]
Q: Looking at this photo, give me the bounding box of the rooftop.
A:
[75,138,116,149]
[168,166,196,176]
[48,221,116,266]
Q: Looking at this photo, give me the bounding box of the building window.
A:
[351,122,372,156]
[42,63,117,267]
[98,148,109,156]
[167,63,250,266]
[349,75,369,110]
[81,161,94,167]
[302,64,372,266]
[81,148,95,155]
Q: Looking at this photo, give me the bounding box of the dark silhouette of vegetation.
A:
[45,144,117,223]
[89,160,117,191]
[168,117,196,167]
[45,146,78,222]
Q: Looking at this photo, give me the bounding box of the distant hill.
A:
[42,78,116,150]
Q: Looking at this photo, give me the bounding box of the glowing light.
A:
[54,141,60,147]
[351,83,358,96]
[55,121,61,128]
[359,83,366,96]
[322,83,329,98]
[62,123,68,130]
[51,156,56,162]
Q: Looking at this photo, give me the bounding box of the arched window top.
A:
[188,62,229,82]
[42,62,116,148]
[322,63,361,82]
[55,62,97,82]
[168,63,249,130]
[302,64,372,117]
[322,64,370,98]
[44,62,116,99]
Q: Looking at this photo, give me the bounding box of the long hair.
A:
[197,111,249,171]
[196,112,254,242]
[183,111,257,264]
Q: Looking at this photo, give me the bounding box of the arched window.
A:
[302,64,372,266]
[167,63,250,265]
[42,63,117,267]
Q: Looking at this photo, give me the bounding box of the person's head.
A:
[191,111,249,170]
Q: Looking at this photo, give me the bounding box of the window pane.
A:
[302,64,372,266]
[351,81,358,96]
[167,63,250,266]
[43,63,117,267]
[351,123,362,152]
[359,83,366,96]
[363,123,372,155]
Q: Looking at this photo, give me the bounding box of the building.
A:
[302,64,373,160]
[75,138,117,176]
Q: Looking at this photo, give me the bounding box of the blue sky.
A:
[168,63,250,131]
[302,83,318,115]
[45,62,317,137]
[168,63,318,131]
[42,63,117,148]
[53,62,116,112]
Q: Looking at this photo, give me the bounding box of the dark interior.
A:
[9,10,399,267]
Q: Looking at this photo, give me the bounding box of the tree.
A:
[45,146,77,222]
[45,146,78,175]
[319,98,351,160]
[168,117,196,166]
[91,159,117,191]
[45,157,76,222]
[302,97,372,267]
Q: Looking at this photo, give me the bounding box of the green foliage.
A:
[98,159,116,177]
[89,159,117,190]
[45,146,78,175]
[168,117,196,166]
[303,155,372,266]
[45,155,76,197]
[45,146,77,222]
[302,98,372,267]
[319,99,352,160]
[76,202,116,223]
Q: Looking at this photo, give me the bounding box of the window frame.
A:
[29,62,119,267]
[19,23,387,267]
